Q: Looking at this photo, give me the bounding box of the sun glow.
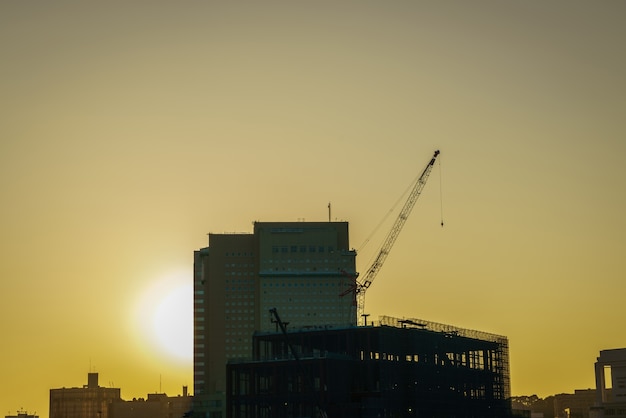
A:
[133,272,193,363]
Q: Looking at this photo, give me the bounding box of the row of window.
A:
[226,294,252,299]
[224,263,253,268]
[272,245,334,254]
[225,308,253,315]
[225,301,253,306]
[263,282,341,287]
[265,259,340,264]
[226,316,253,321]
[225,338,250,344]
[226,331,250,336]
[260,305,344,310]
[226,287,253,292]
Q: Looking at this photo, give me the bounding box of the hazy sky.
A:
[1,1,625,416]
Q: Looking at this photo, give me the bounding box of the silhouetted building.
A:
[50,373,121,418]
[554,389,596,418]
[591,348,626,418]
[227,315,511,418]
[5,411,39,418]
[108,386,192,418]
[510,409,532,418]
[193,221,357,417]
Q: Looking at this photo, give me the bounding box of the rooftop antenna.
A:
[328,202,331,222]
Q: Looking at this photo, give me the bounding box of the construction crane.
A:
[343,150,440,325]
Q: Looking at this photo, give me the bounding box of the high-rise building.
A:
[193,221,357,418]
[49,373,121,418]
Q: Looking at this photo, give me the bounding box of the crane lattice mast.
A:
[355,150,440,324]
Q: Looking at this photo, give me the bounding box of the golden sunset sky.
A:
[1,1,625,416]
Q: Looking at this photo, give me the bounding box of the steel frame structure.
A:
[227,316,511,418]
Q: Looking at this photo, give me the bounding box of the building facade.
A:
[49,373,121,418]
[554,389,597,418]
[193,221,357,418]
[227,315,511,418]
[591,348,626,418]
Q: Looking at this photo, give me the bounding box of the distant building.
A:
[554,389,596,418]
[49,373,121,418]
[511,410,532,418]
[511,394,554,417]
[5,411,38,418]
[108,386,192,418]
[227,315,511,418]
[193,221,357,417]
[591,348,626,418]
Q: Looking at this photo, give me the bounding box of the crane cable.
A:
[439,155,444,227]
[357,171,422,254]
[358,152,445,256]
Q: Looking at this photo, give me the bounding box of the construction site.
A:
[194,150,513,418]
[227,315,510,418]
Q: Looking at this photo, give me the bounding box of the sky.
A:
[1,1,625,416]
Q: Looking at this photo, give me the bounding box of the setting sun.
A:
[133,273,193,363]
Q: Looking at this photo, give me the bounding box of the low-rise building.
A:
[49,373,121,418]
[109,387,192,418]
[5,411,39,418]
[554,389,596,418]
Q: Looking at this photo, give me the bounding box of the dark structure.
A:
[194,221,357,417]
[108,387,192,418]
[5,411,39,418]
[227,316,511,418]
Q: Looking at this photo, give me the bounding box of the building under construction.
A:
[227,315,511,418]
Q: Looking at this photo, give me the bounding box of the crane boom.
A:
[356,150,440,323]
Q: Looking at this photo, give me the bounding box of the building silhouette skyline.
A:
[193,221,358,417]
